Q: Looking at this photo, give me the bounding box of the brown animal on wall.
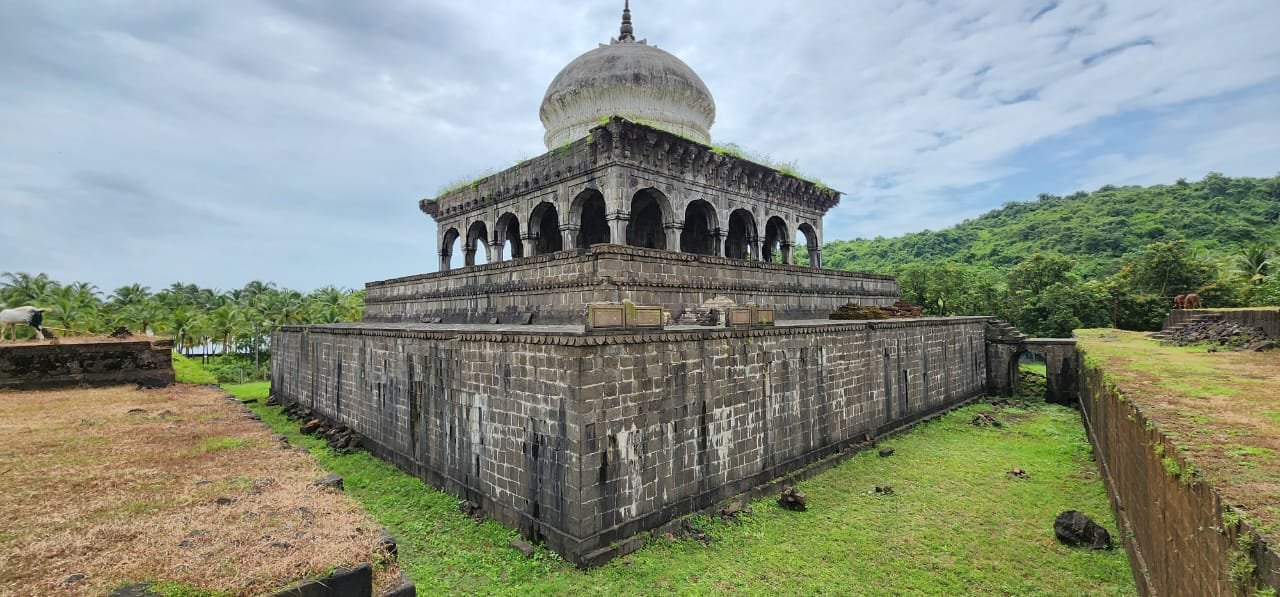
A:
[1173,294,1186,309]
[1183,293,1201,309]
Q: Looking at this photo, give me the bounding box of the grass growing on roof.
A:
[226,381,1133,595]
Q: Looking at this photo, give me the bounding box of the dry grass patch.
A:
[1077,329,1280,535]
[0,384,399,596]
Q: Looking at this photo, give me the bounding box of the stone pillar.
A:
[663,223,682,252]
[463,246,477,267]
[560,225,579,251]
[607,213,628,246]
[810,248,822,269]
[781,242,794,265]
[521,233,537,257]
[748,236,762,261]
[712,229,725,257]
[439,250,451,272]
[489,241,504,263]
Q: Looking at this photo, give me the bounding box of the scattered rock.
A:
[265,394,281,406]
[110,583,161,597]
[268,563,371,597]
[1007,468,1030,480]
[971,412,1002,427]
[300,419,323,435]
[126,408,147,415]
[875,485,894,495]
[878,447,895,457]
[680,519,712,544]
[108,327,133,338]
[1161,319,1273,350]
[61,573,86,586]
[135,376,169,390]
[509,538,535,558]
[215,496,235,506]
[829,300,923,320]
[240,398,259,405]
[1054,510,1113,550]
[717,500,751,523]
[778,485,808,511]
[250,477,275,494]
[310,473,343,492]
[458,499,482,519]
[379,528,398,558]
[295,506,314,521]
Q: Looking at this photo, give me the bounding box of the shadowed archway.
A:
[626,188,669,250]
[680,199,718,255]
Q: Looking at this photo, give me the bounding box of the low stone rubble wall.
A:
[1163,309,1280,339]
[0,338,174,390]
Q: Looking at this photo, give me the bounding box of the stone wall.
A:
[271,317,987,565]
[0,338,175,390]
[364,245,899,324]
[1163,308,1280,339]
[1079,355,1280,595]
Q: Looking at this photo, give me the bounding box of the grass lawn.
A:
[1076,329,1280,537]
[226,381,1134,596]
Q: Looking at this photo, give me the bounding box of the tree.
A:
[1232,243,1274,286]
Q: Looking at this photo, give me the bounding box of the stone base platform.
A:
[0,336,175,390]
[362,244,899,324]
[271,316,991,565]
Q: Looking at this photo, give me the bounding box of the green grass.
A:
[191,436,250,454]
[224,382,1134,595]
[172,353,217,384]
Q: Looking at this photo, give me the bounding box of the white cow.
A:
[0,306,48,342]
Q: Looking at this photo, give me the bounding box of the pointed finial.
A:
[619,0,635,42]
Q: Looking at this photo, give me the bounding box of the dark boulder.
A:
[778,485,807,511]
[1054,510,1112,549]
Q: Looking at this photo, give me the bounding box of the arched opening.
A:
[725,209,756,260]
[529,202,562,255]
[763,216,789,263]
[465,221,489,266]
[441,227,461,271]
[496,212,522,261]
[573,190,610,248]
[680,200,717,255]
[626,188,668,250]
[797,223,819,267]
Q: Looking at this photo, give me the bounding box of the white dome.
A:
[539,7,716,149]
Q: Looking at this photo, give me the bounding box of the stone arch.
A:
[464,220,489,266]
[529,202,563,255]
[679,199,718,256]
[725,209,757,260]
[762,216,789,263]
[571,189,610,248]
[440,227,461,271]
[797,222,819,267]
[496,212,522,260]
[626,188,670,250]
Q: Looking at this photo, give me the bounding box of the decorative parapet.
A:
[726,304,775,329]
[585,300,664,333]
[422,117,841,222]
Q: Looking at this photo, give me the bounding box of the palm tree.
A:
[1233,243,1274,286]
[164,306,199,355]
[1,272,58,307]
[109,283,151,307]
[123,298,165,335]
[205,304,243,356]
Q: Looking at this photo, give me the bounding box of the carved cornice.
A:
[426,118,842,222]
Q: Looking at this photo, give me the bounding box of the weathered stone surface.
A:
[1053,510,1112,550]
[311,474,344,492]
[0,338,174,390]
[778,485,808,511]
[509,538,535,558]
[270,564,373,597]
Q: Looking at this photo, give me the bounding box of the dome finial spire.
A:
[619,1,635,42]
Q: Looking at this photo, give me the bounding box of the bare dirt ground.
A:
[0,384,400,596]
[1077,329,1280,535]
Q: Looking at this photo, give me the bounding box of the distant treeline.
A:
[821,173,1280,336]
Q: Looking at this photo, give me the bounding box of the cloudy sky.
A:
[2,1,1279,292]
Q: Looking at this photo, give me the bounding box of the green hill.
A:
[824,173,1280,277]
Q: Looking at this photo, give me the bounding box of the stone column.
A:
[810,248,822,269]
[489,241,504,263]
[663,223,682,252]
[712,229,725,257]
[748,236,762,261]
[560,225,580,251]
[463,246,477,267]
[439,250,451,272]
[781,242,794,265]
[521,233,537,257]
[607,213,628,246]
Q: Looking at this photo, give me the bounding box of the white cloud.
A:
[0,0,1278,289]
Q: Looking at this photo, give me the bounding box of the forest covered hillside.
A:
[824,173,1280,277]
[819,173,1280,337]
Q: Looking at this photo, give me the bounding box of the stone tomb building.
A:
[272,5,1050,566]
